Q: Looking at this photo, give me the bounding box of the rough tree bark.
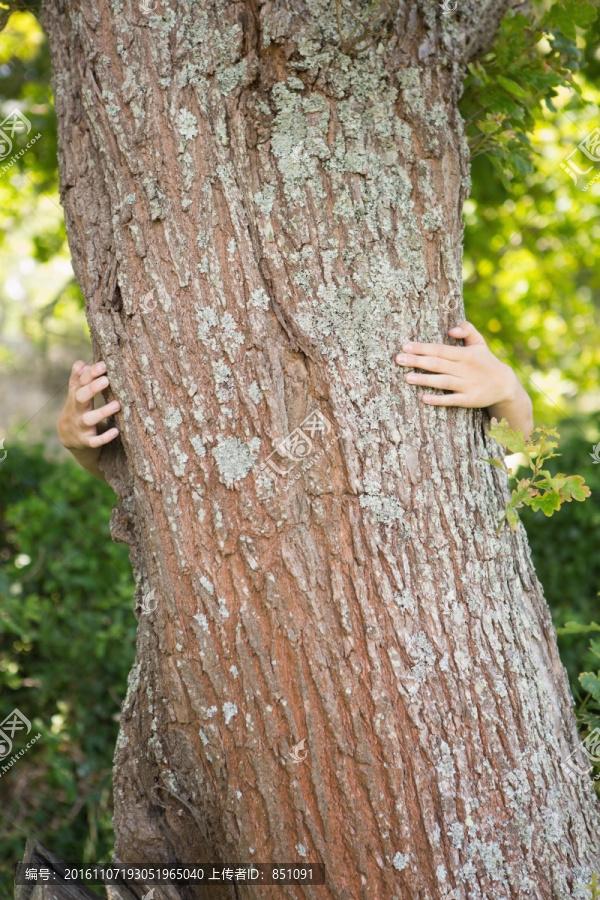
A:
[42,0,599,897]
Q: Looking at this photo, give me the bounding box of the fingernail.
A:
[99,376,109,387]
[405,373,416,382]
[402,343,413,351]
[98,361,106,371]
[396,354,408,364]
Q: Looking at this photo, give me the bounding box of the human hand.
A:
[395,321,533,438]
[57,360,120,478]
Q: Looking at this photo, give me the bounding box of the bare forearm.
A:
[65,445,107,481]
[487,375,534,440]
[57,360,120,483]
[395,322,534,439]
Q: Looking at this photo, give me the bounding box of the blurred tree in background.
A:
[463,7,600,422]
[0,4,89,450]
[0,0,599,894]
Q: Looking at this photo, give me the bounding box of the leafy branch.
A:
[460,0,598,186]
[483,418,590,532]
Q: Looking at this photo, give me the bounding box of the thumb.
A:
[448,321,486,346]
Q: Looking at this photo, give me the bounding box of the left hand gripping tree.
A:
[41,0,599,897]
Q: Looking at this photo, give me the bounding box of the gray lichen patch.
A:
[177,108,198,142]
[250,288,270,310]
[270,81,330,202]
[397,68,427,116]
[193,612,210,632]
[448,822,465,849]
[200,575,214,595]
[253,184,275,216]
[222,701,238,725]
[248,381,263,404]
[213,360,234,403]
[359,492,404,524]
[216,58,247,95]
[164,407,183,430]
[359,481,405,525]
[212,436,259,487]
[392,852,408,871]
[406,630,437,693]
[170,441,189,478]
[173,7,242,78]
[435,741,455,779]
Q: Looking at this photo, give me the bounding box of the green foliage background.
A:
[0,0,600,895]
[0,446,136,894]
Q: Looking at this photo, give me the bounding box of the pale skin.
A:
[395,320,534,439]
[58,321,533,481]
[56,360,120,482]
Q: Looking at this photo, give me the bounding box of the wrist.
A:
[56,414,69,449]
[488,373,533,440]
[498,366,521,406]
[67,445,106,481]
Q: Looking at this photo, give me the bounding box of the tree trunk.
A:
[42,0,600,897]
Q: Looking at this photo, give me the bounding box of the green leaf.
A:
[546,0,598,40]
[489,418,527,453]
[515,479,538,502]
[481,456,507,471]
[526,427,560,457]
[529,490,562,515]
[506,507,520,531]
[540,473,591,503]
[560,474,591,503]
[476,119,502,135]
[490,421,591,529]
[580,672,600,703]
[512,152,534,174]
[497,75,530,99]
[556,621,600,636]
[487,153,513,190]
